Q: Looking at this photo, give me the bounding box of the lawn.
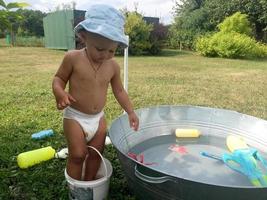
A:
[0,47,266,199]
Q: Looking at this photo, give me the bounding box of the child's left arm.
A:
[111,62,139,131]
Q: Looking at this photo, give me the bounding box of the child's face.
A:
[84,32,118,63]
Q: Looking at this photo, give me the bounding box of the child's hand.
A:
[128,112,139,131]
[55,91,76,110]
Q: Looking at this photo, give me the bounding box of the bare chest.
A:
[71,62,113,87]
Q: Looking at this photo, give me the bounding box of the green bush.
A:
[196,32,267,59]
[15,36,44,47]
[196,12,267,59]
[195,34,217,57]
[125,12,152,55]
[217,12,252,36]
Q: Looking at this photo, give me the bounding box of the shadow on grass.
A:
[191,51,267,62]
[158,49,192,57]
[247,57,267,63]
[0,45,12,48]
[115,48,194,58]
[126,49,193,58]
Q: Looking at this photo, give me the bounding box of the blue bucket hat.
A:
[74,4,128,48]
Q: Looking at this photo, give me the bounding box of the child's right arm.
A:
[52,52,76,110]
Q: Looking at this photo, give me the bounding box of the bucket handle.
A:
[65,146,108,184]
[134,165,174,184]
[87,145,108,181]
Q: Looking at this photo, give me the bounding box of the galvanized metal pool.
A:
[109,105,267,200]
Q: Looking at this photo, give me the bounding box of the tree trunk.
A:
[254,22,264,42]
[11,31,16,46]
[10,24,16,46]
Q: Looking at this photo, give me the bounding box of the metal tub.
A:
[109,105,267,200]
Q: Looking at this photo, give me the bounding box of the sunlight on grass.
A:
[0,47,266,199]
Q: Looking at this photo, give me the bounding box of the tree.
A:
[204,0,267,41]
[0,0,29,45]
[124,12,152,55]
[169,1,211,49]
[170,0,267,50]
[147,23,169,55]
[218,12,252,36]
[196,12,267,59]
[16,9,46,37]
[55,1,76,11]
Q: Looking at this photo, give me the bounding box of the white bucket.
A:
[65,146,113,200]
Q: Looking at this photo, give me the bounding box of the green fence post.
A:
[6,33,11,45]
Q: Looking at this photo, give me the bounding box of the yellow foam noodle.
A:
[226,135,249,152]
[17,146,55,169]
[175,129,200,138]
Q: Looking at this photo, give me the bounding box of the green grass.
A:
[0,47,266,199]
[15,36,44,47]
[0,37,44,47]
[0,38,9,47]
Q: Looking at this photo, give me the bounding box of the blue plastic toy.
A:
[201,148,267,187]
[223,148,267,186]
[31,129,54,140]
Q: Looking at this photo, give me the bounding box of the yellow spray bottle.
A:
[17,146,55,169]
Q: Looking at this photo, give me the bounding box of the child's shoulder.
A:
[65,49,84,57]
[62,49,85,63]
[108,58,119,67]
[105,58,119,71]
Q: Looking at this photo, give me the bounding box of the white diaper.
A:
[63,107,104,142]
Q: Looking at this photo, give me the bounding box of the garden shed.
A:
[43,10,85,50]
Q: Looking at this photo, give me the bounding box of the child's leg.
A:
[64,118,87,180]
[84,116,107,181]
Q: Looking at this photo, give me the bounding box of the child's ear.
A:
[78,31,86,43]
